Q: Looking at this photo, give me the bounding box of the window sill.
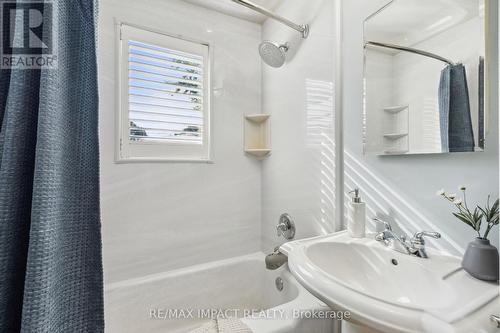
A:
[114,157,214,164]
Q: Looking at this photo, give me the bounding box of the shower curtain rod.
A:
[365,41,455,65]
[230,0,309,38]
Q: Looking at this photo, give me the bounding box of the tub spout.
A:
[266,247,287,270]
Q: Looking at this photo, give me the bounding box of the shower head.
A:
[259,41,289,68]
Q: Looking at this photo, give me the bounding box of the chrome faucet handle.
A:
[418,231,441,238]
[490,315,500,328]
[373,218,395,244]
[373,217,393,231]
[412,231,441,245]
[410,231,441,258]
[276,213,295,240]
[276,222,287,236]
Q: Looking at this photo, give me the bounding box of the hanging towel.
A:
[438,64,475,152]
[478,57,485,150]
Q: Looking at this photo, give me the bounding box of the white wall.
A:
[99,0,263,284]
[260,0,340,251]
[343,0,499,254]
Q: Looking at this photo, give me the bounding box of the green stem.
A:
[453,201,469,216]
[483,223,493,239]
[444,196,464,211]
[443,194,479,233]
[462,189,469,210]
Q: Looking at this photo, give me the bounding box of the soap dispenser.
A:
[347,188,366,238]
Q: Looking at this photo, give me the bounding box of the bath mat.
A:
[189,318,253,333]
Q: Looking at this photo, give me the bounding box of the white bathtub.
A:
[105,252,336,333]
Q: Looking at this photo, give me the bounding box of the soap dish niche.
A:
[244,114,271,159]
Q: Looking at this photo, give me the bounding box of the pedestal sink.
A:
[281,231,499,333]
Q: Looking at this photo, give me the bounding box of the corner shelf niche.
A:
[383,105,408,113]
[244,114,271,159]
[383,133,408,140]
[380,105,409,155]
[383,149,409,155]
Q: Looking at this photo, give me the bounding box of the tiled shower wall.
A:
[99,0,263,284]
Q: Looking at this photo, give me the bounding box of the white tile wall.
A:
[364,49,395,153]
[99,0,263,284]
[260,0,340,252]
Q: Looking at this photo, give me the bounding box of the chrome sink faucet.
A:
[373,218,441,258]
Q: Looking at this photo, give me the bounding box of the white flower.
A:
[448,193,457,200]
[453,198,463,205]
[436,189,445,196]
[459,185,466,191]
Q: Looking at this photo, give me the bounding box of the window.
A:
[117,24,211,162]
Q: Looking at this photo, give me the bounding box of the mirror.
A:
[363,0,487,155]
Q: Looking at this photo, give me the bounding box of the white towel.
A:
[189,318,253,333]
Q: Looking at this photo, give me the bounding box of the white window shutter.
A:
[118,24,211,162]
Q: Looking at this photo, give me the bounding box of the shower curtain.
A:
[0,1,104,332]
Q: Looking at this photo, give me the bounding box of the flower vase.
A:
[461,238,499,281]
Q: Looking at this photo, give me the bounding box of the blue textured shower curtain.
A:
[0,1,104,332]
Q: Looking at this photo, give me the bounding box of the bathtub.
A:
[105,252,336,333]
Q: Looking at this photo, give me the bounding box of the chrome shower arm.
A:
[230,0,309,38]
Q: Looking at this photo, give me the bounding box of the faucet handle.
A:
[411,231,441,249]
[413,231,441,240]
[373,217,393,231]
[276,222,287,236]
[276,213,295,240]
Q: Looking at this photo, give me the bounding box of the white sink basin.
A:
[281,231,499,333]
